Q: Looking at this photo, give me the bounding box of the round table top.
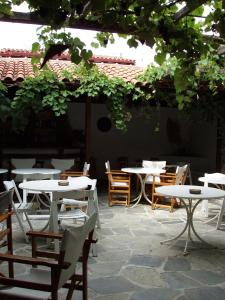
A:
[122,167,166,175]
[155,185,225,200]
[198,173,225,185]
[12,168,61,175]
[0,169,8,174]
[19,177,89,193]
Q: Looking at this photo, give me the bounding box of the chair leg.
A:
[82,260,88,300]
[15,212,29,243]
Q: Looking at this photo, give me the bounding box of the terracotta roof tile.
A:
[0,49,136,65]
[0,57,143,84]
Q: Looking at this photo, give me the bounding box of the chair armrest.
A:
[27,231,63,240]
[0,253,70,269]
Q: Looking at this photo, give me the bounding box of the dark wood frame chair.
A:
[0,213,97,300]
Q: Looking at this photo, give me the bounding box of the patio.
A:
[2,189,225,300]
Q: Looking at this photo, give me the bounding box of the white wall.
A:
[68,103,217,180]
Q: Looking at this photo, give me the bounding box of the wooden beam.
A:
[0,11,135,34]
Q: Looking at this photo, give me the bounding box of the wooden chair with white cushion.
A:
[105,161,131,207]
[152,164,188,212]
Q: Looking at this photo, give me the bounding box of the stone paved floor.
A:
[2,192,225,299]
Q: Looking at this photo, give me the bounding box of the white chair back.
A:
[142,160,166,169]
[105,160,110,172]
[83,162,90,176]
[58,212,97,288]
[51,158,74,171]
[4,180,23,204]
[142,160,166,183]
[11,158,36,182]
[11,158,36,169]
[175,164,188,185]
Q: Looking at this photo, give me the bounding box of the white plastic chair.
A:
[51,158,74,171]
[142,160,167,184]
[11,158,36,182]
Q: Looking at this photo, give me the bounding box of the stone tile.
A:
[131,288,180,300]
[184,287,225,300]
[89,276,142,294]
[5,191,225,300]
[94,294,130,300]
[129,255,164,268]
[89,261,123,277]
[164,257,191,271]
[185,270,225,285]
[161,272,202,289]
[121,266,167,288]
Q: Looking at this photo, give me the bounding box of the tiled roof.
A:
[0,49,136,65]
[0,49,143,84]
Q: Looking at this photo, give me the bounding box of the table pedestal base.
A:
[131,174,152,208]
[161,198,215,255]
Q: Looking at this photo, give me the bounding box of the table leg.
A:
[142,174,152,205]
[48,196,59,251]
[161,198,214,255]
[216,197,225,229]
[131,174,144,208]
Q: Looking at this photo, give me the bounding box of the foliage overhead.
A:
[1,1,224,68]
[0,1,225,133]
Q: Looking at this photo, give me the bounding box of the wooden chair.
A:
[152,164,188,212]
[60,162,90,179]
[105,161,131,206]
[0,213,97,300]
[0,189,14,279]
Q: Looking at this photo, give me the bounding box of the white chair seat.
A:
[145,175,161,184]
[61,198,88,207]
[112,181,128,187]
[58,209,88,220]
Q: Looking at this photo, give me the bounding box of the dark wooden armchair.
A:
[0,213,97,300]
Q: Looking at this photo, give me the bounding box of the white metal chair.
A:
[0,213,97,300]
[59,178,100,229]
[3,180,50,242]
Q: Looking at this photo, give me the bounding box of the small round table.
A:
[155,185,225,255]
[12,168,61,204]
[19,177,89,250]
[122,167,165,207]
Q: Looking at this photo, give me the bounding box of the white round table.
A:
[199,173,225,228]
[0,169,7,174]
[122,167,165,207]
[12,168,61,204]
[156,185,225,255]
[19,177,89,250]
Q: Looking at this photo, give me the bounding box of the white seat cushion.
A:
[112,181,128,187]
